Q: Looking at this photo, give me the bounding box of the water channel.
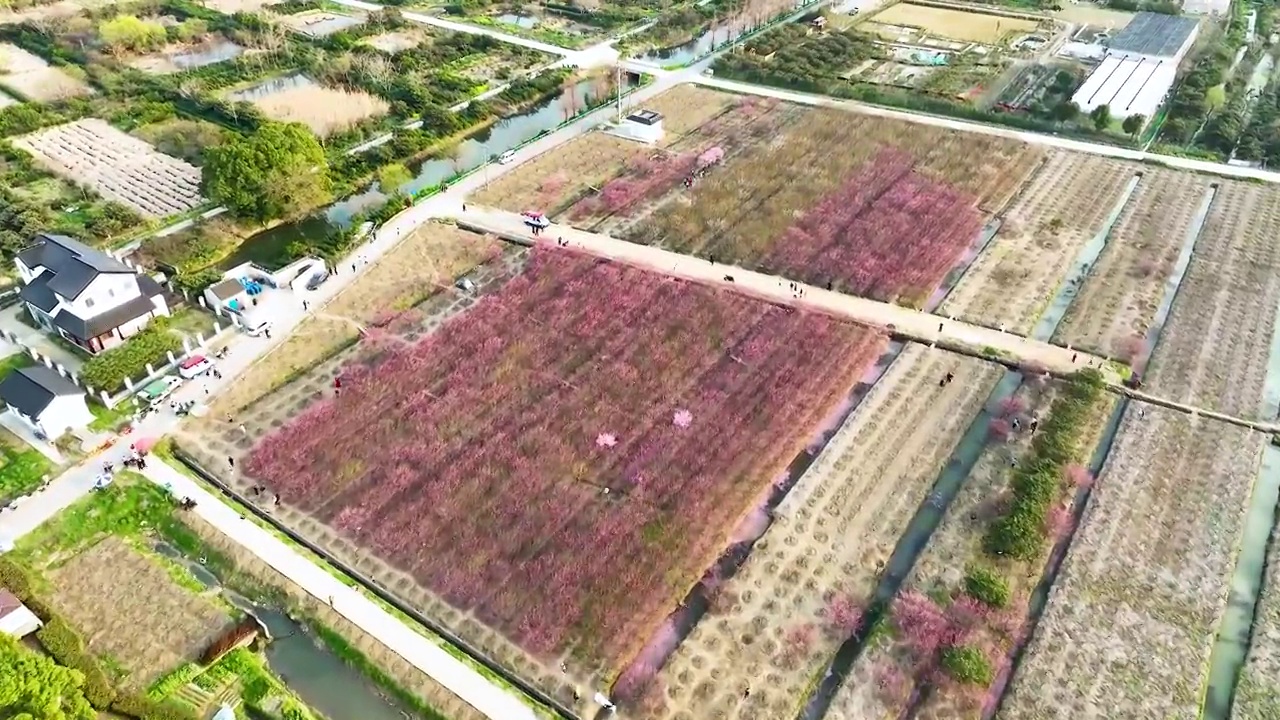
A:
[153,541,420,720]
[1202,193,1280,718]
[219,76,632,270]
[797,172,1146,720]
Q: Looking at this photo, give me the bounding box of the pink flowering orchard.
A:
[246,250,884,669]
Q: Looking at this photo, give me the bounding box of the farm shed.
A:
[204,277,249,312]
[0,588,42,638]
[1070,55,1176,124]
[610,110,665,144]
[0,365,93,439]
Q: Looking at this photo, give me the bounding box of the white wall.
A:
[37,394,93,437]
[0,607,41,638]
[70,274,142,319]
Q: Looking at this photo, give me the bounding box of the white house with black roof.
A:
[0,365,93,438]
[15,233,169,354]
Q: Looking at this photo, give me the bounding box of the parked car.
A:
[306,270,330,291]
[498,150,517,165]
[137,376,183,408]
[178,355,214,379]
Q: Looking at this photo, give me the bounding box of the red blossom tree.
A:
[1063,463,1093,489]
[825,592,863,637]
[893,591,948,663]
[781,623,816,666]
[987,418,1012,443]
[995,396,1025,418]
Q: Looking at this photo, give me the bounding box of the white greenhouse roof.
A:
[1071,55,1177,120]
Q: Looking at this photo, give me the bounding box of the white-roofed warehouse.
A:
[1071,55,1179,121]
[1069,12,1199,129]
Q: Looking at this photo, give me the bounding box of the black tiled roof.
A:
[18,273,57,313]
[0,366,80,418]
[16,234,133,300]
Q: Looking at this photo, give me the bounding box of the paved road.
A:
[455,206,1121,381]
[692,76,1280,186]
[140,461,540,720]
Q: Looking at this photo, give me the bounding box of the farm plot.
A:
[0,43,92,101]
[241,249,885,685]
[277,9,364,38]
[622,107,1041,307]
[471,87,758,214]
[938,151,1136,333]
[865,3,1039,44]
[649,345,1001,719]
[1054,168,1211,361]
[1001,407,1261,719]
[14,119,204,218]
[1142,179,1280,420]
[49,536,235,689]
[128,37,246,75]
[212,223,505,414]
[227,74,389,138]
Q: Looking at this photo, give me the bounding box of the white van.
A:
[498,150,516,165]
[240,311,272,337]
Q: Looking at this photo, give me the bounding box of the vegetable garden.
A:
[242,249,884,679]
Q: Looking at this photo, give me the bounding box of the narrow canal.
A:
[154,541,421,720]
[797,171,1146,720]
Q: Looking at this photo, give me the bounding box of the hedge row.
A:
[81,320,183,392]
[984,369,1106,560]
[0,556,197,720]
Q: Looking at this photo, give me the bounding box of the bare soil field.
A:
[938,151,1135,333]
[213,223,504,414]
[277,9,364,38]
[363,28,428,53]
[640,84,739,135]
[1050,3,1135,27]
[178,511,489,720]
[1142,179,1280,419]
[49,536,234,689]
[237,77,389,138]
[865,3,1040,43]
[202,0,270,13]
[1002,408,1261,719]
[1055,168,1211,361]
[647,345,1002,719]
[0,43,92,101]
[15,118,204,217]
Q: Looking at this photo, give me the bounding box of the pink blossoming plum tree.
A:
[245,250,884,670]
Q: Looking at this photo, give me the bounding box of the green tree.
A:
[1090,104,1112,131]
[963,565,1010,608]
[0,632,95,720]
[941,645,995,685]
[173,18,208,42]
[98,15,167,53]
[1050,100,1079,123]
[376,162,412,194]
[203,122,332,223]
[1121,113,1145,137]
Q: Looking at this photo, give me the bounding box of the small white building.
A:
[16,234,170,354]
[609,110,665,144]
[1071,55,1178,125]
[0,366,94,439]
[0,588,41,638]
[203,277,250,314]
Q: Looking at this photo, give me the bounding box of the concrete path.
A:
[139,460,540,720]
[455,205,1122,382]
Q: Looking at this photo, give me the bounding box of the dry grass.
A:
[362,28,427,53]
[642,84,737,135]
[866,3,1039,43]
[214,223,503,413]
[251,84,388,137]
[276,9,363,38]
[49,537,233,689]
[0,43,92,101]
[472,133,645,214]
[201,0,271,13]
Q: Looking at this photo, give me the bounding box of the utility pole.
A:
[615,64,624,122]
